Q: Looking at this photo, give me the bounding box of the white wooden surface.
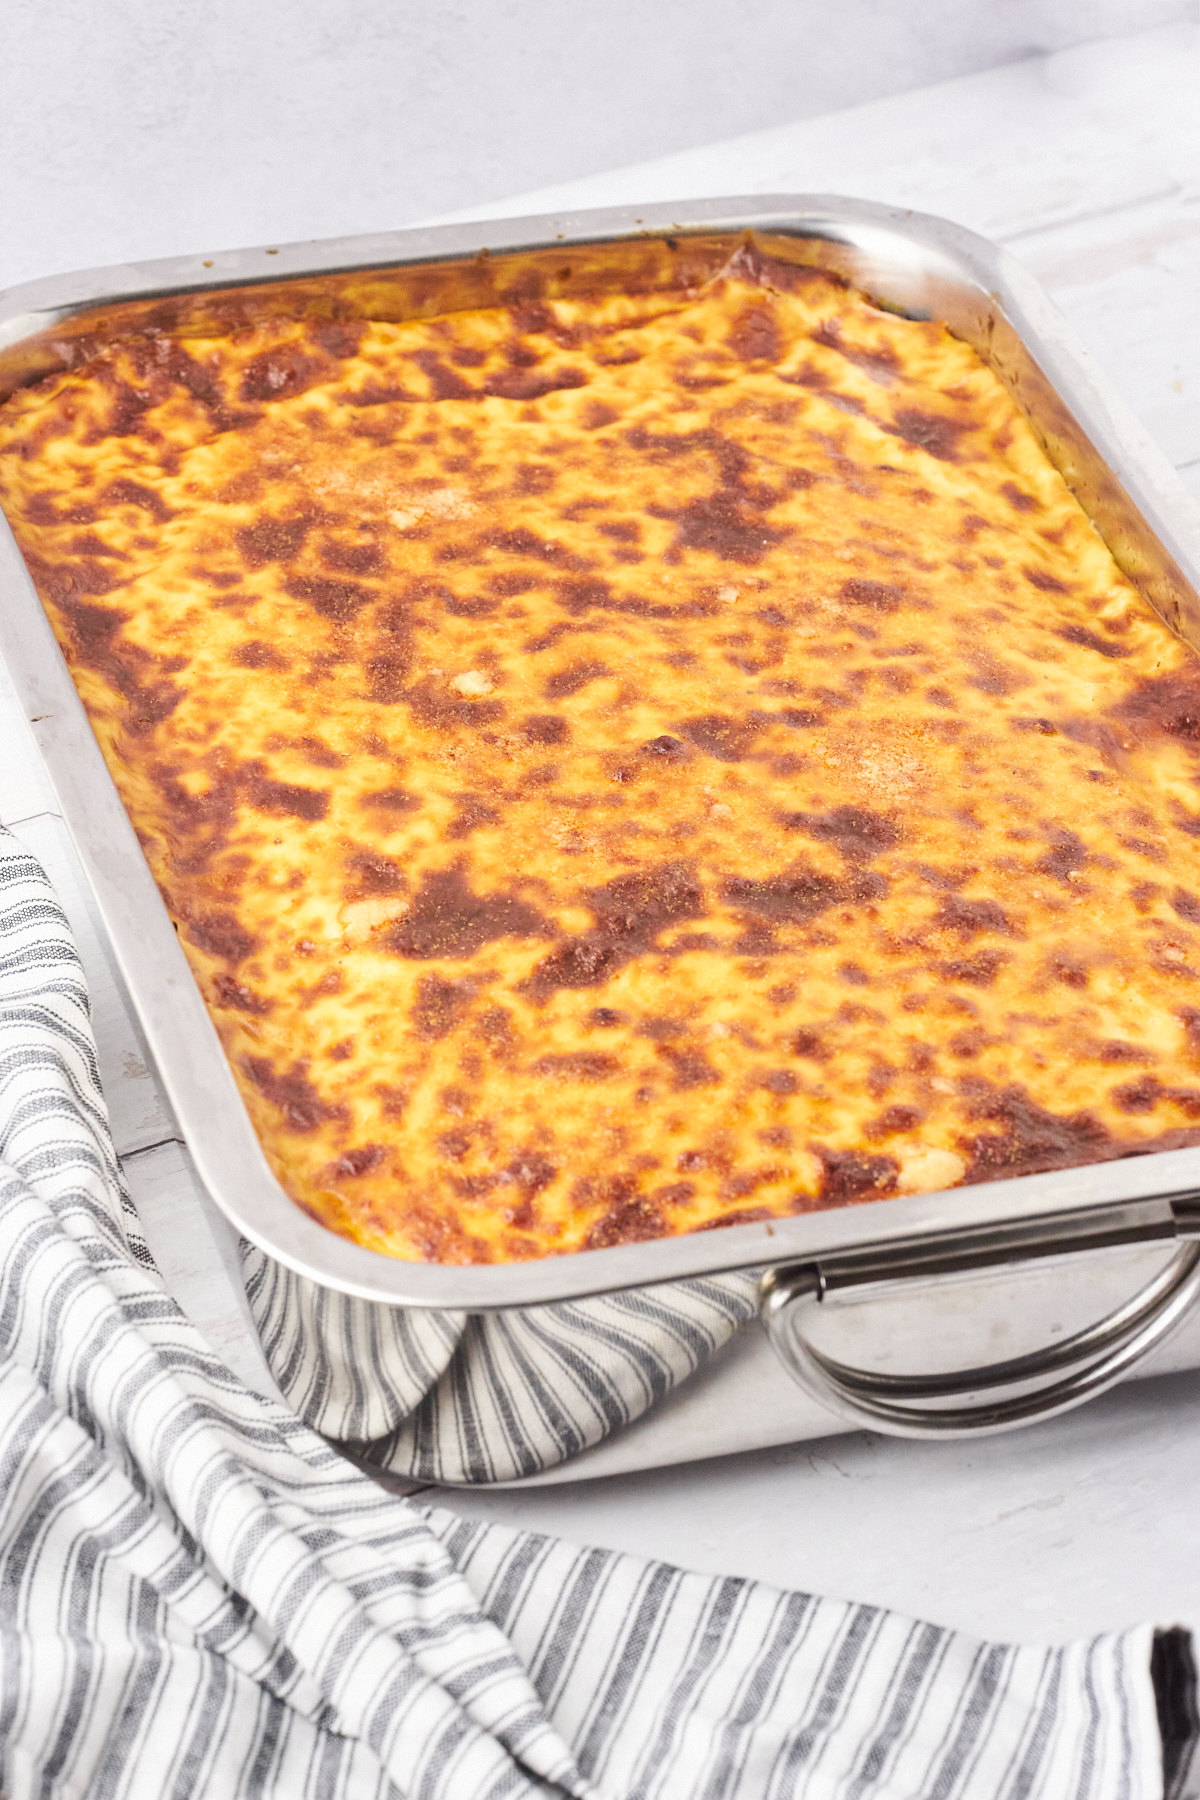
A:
[3,0,1186,293]
[2,19,1199,1645]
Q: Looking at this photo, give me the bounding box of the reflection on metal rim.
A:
[761,1233,1200,1437]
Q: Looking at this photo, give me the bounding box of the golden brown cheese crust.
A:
[6,255,1200,1264]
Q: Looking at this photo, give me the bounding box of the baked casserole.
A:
[4,243,1200,1266]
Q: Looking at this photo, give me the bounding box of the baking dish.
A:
[4,195,1200,1436]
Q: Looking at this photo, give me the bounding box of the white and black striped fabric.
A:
[0,821,1191,1798]
[242,1244,761,1485]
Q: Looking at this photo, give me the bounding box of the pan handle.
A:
[760,1237,1200,1438]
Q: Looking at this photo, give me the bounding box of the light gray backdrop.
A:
[1,0,1191,290]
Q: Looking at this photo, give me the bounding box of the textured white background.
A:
[1,0,1192,288]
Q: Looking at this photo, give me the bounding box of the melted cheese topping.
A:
[5,254,1200,1265]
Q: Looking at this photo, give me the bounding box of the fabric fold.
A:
[240,1244,760,1486]
[0,830,585,1799]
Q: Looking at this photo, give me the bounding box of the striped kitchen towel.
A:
[1,822,1196,1798]
[241,1236,762,1485]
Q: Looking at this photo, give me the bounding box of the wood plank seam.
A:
[998,183,1193,246]
[120,1135,188,1165]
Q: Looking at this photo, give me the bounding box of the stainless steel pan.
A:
[5,196,1200,1437]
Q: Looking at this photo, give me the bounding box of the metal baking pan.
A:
[4,196,1200,1432]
